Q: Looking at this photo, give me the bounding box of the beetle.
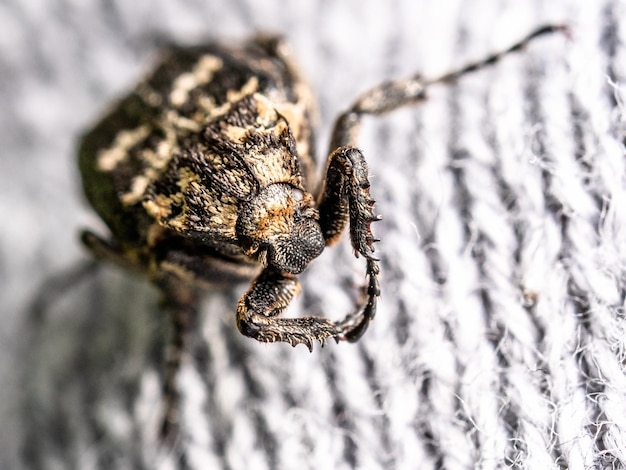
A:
[78,25,565,438]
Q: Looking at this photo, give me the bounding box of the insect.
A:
[78,25,565,439]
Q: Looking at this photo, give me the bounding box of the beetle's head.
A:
[236,183,324,274]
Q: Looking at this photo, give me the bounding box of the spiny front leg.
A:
[317,146,381,341]
[320,24,567,342]
[318,147,380,256]
[237,268,344,351]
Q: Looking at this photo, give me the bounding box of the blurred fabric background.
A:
[1,0,625,468]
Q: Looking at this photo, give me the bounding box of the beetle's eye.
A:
[291,187,304,202]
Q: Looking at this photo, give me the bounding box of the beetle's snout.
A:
[267,218,324,274]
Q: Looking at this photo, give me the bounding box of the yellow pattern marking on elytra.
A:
[169,55,224,107]
[97,125,151,171]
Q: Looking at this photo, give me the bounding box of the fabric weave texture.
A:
[1,0,625,469]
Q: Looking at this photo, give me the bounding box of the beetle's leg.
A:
[329,24,567,150]
[156,243,261,287]
[82,230,189,442]
[319,24,567,341]
[237,268,343,351]
[80,230,141,273]
[316,147,380,342]
[157,275,199,445]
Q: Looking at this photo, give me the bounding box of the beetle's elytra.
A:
[78,26,565,439]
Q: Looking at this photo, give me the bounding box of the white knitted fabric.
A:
[2,0,626,469]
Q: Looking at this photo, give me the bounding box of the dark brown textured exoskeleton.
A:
[78,25,565,439]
